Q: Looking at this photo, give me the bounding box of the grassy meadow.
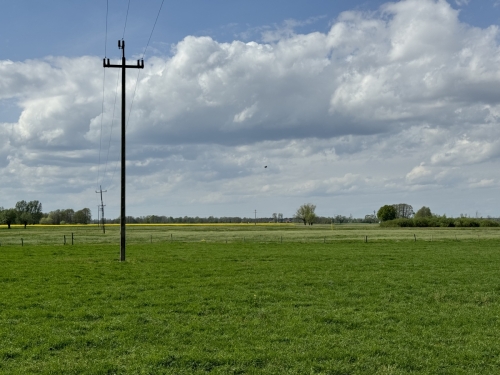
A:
[1,224,500,374]
[1,223,500,246]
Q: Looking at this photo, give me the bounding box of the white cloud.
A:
[1,0,500,217]
[233,103,258,123]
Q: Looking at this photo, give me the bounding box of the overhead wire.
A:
[107,0,166,186]
[99,0,134,189]
[102,70,122,187]
[122,0,131,39]
[96,0,109,191]
[126,0,165,130]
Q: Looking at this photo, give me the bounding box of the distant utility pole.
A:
[103,40,144,261]
[255,209,257,226]
[95,185,107,234]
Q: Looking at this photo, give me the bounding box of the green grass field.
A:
[1,223,500,246]
[1,225,500,374]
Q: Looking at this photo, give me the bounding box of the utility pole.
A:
[103,40,144,261]
[255,209,257,226]
[95,185,107,234]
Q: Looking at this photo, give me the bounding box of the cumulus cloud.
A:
[1,0,500,217]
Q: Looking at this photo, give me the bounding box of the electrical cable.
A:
[99,0,135,189]
[102,69,122,188]
[122,0,131,40]
[107,0,165,186]
[96,0,109,190]
[126,0,165,131]
[125,0,166,132]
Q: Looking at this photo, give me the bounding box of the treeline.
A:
[380,216,500,228]
[40,208,92,225]
[0,201,92,228]
[0,201,43,229]
[377,203,500,227]
[104,214,378,224]
[105,215,294,224]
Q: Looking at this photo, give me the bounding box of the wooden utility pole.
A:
[103,40,144,261]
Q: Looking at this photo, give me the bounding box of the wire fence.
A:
[0,226,497,247]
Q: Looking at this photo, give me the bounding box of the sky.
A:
[1,0,500,220]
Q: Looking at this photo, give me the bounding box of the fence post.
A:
[64,235,66,245]
[21,238,23,247]
[414,234,416,242]
[72,233,74,245]
[170,233,173,242]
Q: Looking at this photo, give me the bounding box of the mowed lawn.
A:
[1,239,499,374]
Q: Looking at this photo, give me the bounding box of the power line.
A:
[96,0,109,191]
[122,0,131,39]
[107,0,166,187]
[101,69,122,188]
[142,0,165,60]
[98,0,136,190]
[126,0,165,130]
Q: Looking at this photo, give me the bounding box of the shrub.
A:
[39,217,53,225]
[414,217,430,227]
[479,220,500,227]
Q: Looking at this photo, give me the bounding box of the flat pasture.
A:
[1,223,500,246]
[0,225,499,374]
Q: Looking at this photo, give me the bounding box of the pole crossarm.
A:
[103,39,144,262]
[103,60,144,69]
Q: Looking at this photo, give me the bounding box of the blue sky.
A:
[1,0,500,220]
[3,0,499,60]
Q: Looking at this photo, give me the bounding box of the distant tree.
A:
[1,209,18,229]
[15,200,36,228]
[14,200,43,225]
[27,200,43,224]
[15,200,28,213]
[61,209,75,224]
[74,208,92,224]
[47,210,62,225]
[415,206,432,219]
[334,215,348,224]
[295,203,317,225]
[392,203,414,219]
[39,217,54,225]
[18,212,33,229]
[272,213,278,223]
[377,205,397,222]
